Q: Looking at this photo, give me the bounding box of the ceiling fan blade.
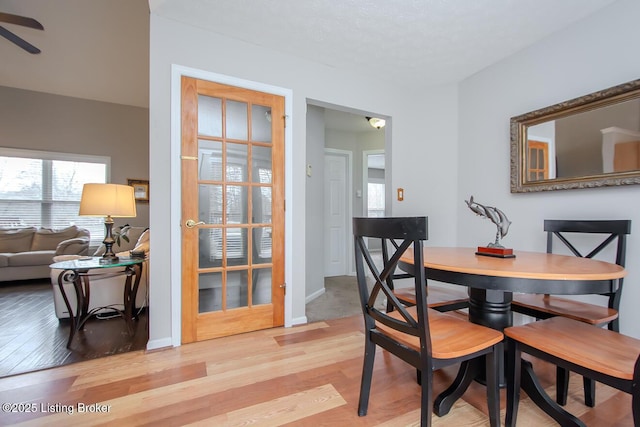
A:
[0,12,43,30]
[0,25,40,54]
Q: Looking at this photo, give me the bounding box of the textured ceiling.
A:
[0,0,618,112]
[151,0,618,90]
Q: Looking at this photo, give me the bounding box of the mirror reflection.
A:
[527,98,640,181]
[511,79,640,192]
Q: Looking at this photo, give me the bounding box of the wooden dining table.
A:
[398,246,626,418]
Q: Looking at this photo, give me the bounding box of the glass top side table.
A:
[50,256,145,348]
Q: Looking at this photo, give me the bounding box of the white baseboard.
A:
[291,315,308,325]
[146,337,174,351]
[305,287,326,304]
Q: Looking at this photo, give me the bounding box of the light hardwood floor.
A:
[0,314,633,426]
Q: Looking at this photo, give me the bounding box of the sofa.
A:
[50,226,149,319]
[0,225,90,282]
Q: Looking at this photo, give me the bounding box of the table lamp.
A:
[79,183,137,264]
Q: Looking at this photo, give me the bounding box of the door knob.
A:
[185,219,205,228]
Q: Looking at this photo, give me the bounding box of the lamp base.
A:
[476,246,516,258]
[101,216,119,264]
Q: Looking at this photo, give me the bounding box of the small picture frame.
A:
[127,179,149,202]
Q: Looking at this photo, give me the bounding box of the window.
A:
[367,182,385,217]
[0,148,110,247]
[198,146,273,263]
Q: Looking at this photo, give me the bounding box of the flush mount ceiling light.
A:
[366,116,386,129]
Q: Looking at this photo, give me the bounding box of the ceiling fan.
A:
[0,11,43,54]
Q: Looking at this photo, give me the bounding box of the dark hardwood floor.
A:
[0,279,148,378]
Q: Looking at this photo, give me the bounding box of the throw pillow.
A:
[126,229,150,256]
[0,228,36,253]
[31,225,79,251]
[135,229,150,246]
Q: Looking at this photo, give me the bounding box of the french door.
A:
[527,140,549,181]
[180,76,285,343]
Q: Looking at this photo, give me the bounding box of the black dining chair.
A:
[505,316,640,427]
[353,216,503,427]
[511,219,631,407]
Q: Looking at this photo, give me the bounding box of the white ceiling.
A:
[0,0,149,108]
[324,109,384,134]
[1,0,618,128]
[150,0,617,90]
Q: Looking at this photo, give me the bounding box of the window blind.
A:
[0,148,110,247]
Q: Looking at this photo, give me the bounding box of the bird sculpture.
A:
[465,195,512,248]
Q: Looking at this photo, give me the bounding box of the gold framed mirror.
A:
[510,78,640,193]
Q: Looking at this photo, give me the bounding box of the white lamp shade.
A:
[79,183,137,217]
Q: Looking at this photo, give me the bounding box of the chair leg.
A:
[633,378,640,426]
[583,376,596,407]
[358,337,376,416]
[608,317,619,333]
[485,346,500,427]
[420,368,433,427]
[506,339,522,427]
[633,355,640,427]
[556,366,569,405]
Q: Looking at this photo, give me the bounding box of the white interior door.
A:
[324,150,351,277]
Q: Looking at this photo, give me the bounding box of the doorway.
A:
[305,103,389,321]
[363,150,386,217]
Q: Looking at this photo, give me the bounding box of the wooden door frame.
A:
[169,65,293,347]
[527,135,555,179]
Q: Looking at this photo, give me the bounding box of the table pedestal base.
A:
[434,288,512,416]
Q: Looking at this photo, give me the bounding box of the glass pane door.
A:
[196,95,273,314]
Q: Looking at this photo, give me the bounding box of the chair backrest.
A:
[544,219,631,310]
[353,217,430,351]
[380,237,415,310]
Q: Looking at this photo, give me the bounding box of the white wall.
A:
[392,83,460,246]
[149,15,460,346]
[305,105,325,304]
[0,85,150,228]
[457,0,640,338]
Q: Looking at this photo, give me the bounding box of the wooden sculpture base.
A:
[476,246,516,258]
